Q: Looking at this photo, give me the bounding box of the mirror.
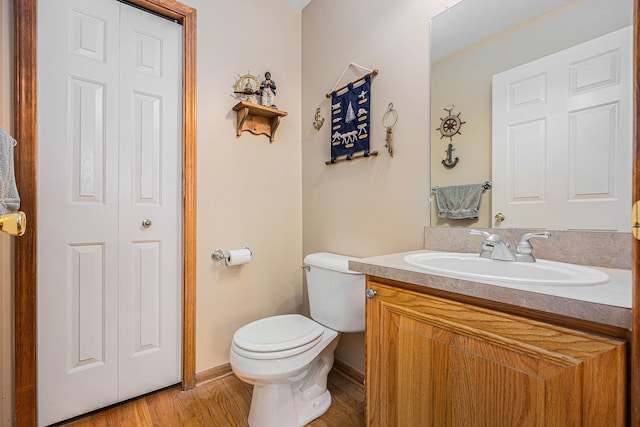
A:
[429,0,634,230]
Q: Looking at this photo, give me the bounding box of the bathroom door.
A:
[492,26,632,231]
[37,0,182,424]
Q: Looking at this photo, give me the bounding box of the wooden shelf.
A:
[232,101,288,142]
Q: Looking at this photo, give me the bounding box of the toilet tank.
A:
[303,252,365,333]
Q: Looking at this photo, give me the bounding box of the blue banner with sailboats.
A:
[330,74,371,162]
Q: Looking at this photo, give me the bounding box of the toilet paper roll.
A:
[225,248,252,266]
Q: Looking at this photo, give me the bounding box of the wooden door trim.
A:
[13,0,197,424]
[633,1,640,424]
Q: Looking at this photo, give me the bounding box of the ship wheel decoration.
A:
[436,105,464,169]
[436,104,465,140]
[233,71,260,102]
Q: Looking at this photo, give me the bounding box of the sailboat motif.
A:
[345,102,356,123]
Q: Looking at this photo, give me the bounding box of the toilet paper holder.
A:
[211,247,252,263]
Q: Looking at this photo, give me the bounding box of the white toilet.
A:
[229,252,365,427]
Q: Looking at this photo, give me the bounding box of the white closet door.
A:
[38,0,121,424]
[492,26,632,231]
[117,3,182,401]
[37,0,182,424]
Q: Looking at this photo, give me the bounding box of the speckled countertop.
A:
[349,250,632,330]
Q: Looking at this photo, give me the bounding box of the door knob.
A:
[142,219,152,228]
[494,212,505,222]
[366,288,377,299]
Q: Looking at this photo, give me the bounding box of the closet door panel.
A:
[117,2,182,401]
[37,0,120,425]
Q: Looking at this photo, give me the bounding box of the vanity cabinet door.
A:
[365,281,626,427]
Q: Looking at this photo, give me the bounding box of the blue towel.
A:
[435,183,483,219]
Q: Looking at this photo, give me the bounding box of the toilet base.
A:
[242,337,339,427]
[295,389,331,426]
[248,384,331,427]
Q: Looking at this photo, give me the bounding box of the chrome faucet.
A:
[469,229,516,262]
[515,231,551,262]
[469,230,492,258]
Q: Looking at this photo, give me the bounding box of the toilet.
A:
[229,252,365,427]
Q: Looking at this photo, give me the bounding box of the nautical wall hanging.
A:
[324,63,379,165]
[436,104,464,168]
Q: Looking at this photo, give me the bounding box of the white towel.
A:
[0,127,20,215]
[435,183,483,219]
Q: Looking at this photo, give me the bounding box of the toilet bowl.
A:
[229,253,364,427]
[230,314,339,427]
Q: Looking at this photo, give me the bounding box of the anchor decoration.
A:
[436,105,464,169]
[442,143,459,169]
[313,107,325,130]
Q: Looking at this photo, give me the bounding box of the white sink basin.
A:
[403,252,609,286]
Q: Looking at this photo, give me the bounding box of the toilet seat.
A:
[232,314,325,360]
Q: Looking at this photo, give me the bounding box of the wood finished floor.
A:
[57,369,364,427]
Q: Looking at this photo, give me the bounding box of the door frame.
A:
[13,0,197,425]
[633,1,640,424]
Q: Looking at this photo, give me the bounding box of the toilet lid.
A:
[233,314,324,354]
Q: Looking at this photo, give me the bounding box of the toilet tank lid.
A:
[303,252,362,274]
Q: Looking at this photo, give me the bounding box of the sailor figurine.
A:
[260,71,276,108]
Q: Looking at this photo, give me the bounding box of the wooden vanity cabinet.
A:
[365,279,627,427]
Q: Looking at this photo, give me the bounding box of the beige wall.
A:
[301,0,450,372]
[0,0,13,424]
[185,0,303,372]
[430,0,633,228]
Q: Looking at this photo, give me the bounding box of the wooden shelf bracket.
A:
[232,101,288,143]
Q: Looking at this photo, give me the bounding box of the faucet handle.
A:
[469,229,490,238]
[516,231,550,262]
[470,229,493,258]
[517,231,551,252]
